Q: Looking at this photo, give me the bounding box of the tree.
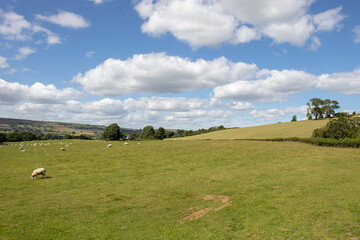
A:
[7,132,22,142]
[307,98,340,120]
[129,132,140,141]
[18,131,37,141]
[313,115,360,139]
[140,126,155,139]
[0,133,6,144]
[291,115,297,122]
[307,98,324,120]
[102,123,126,140]
[155,127,166,140]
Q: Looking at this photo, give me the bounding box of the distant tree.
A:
[140,126,155,139]
[18,131,37,141]
[307,98,340,120]
[322,99,340,118]
[291,115,297,122]
[307,98,324,120]
[155,127,166,140]
[165,130,175,138]
[0,133,6,144]
[7,132,22,142]
[129,132,140,141]
[102,123,126,140]
[218,125,225,130]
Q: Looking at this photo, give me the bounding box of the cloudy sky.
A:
[0,0,359,130]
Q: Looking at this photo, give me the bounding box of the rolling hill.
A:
[0,118,140,139]
[184,119,329,140]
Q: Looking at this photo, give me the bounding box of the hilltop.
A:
[0,118,140,139]
[184,119,329,140]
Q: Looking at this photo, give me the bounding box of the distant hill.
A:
[0,118,140,139]
[184,119,329,140]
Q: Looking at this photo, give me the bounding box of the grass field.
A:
[1,139,359,239]
[185,119,329,140]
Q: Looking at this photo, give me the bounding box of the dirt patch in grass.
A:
[182,195,232,221]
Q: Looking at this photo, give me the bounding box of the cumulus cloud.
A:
[231,101,255,111]
[135,0,237,49]
[14,46,36,60]
[250,106,307,121]
[33,25,61,45]
[134,0,345,48]
[73,52,258,96]
[0,9,61,45]
[354,25,360,43]
[317,68,360,95]
[0,56,9,68]
[0,10,32,41]
[213,69,317,102]
[0,79,84,105]
[313,7,345,31]
[35,10,90,29]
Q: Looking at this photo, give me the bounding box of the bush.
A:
[312,116,360,139]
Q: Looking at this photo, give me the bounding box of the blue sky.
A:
[0,0,359,130]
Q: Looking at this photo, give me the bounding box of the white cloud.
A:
[0,56,9,68]
[33,25,61,45]
[0,79,84,105]
[134,0,345,48]
[35,10,90,29]
[313,7,344,32]
[354,25,360,43]
[0,10,32,41]
[310,36,321,51]
[250,106,307,121]
[222,0,313,25]
[233,25,261,44]
[231,101,255,111]
[89,0,112,5]
[317,68,360,95]
[213,69,317,102]
[73,52,258,96]
[136,0,237,49]
[261,15,314,46]
[14,46,36,60]
[85,51,96,58]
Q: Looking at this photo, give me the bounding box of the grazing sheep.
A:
[124,142,129,145]
[21,149,26,152]
[107,144,112,148]
[31,168,46,179]
[60,148,65,151]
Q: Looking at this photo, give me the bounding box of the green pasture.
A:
[1,140,359,239]
[185,119,329,140]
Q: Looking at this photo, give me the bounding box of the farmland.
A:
[0,118,140,139]
[184,119,330,140]
[1,139,359,239]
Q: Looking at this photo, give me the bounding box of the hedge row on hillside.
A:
[260,137,360,148]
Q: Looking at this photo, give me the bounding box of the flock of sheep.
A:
[23,141,132,180]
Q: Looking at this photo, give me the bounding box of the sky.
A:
[0,0,359,130]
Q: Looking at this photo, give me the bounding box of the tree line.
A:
[102,123,227,141]
[0,131,94,144]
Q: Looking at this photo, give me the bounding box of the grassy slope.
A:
[1,140,359,239]
[185,119,329,140]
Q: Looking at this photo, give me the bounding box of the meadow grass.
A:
[185,119,329,140]
[1,139,359,239]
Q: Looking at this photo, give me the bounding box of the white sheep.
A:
[124,142,129,145]
[60,147,65,151]
[107,144,112,148]
[31,168,46,179]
